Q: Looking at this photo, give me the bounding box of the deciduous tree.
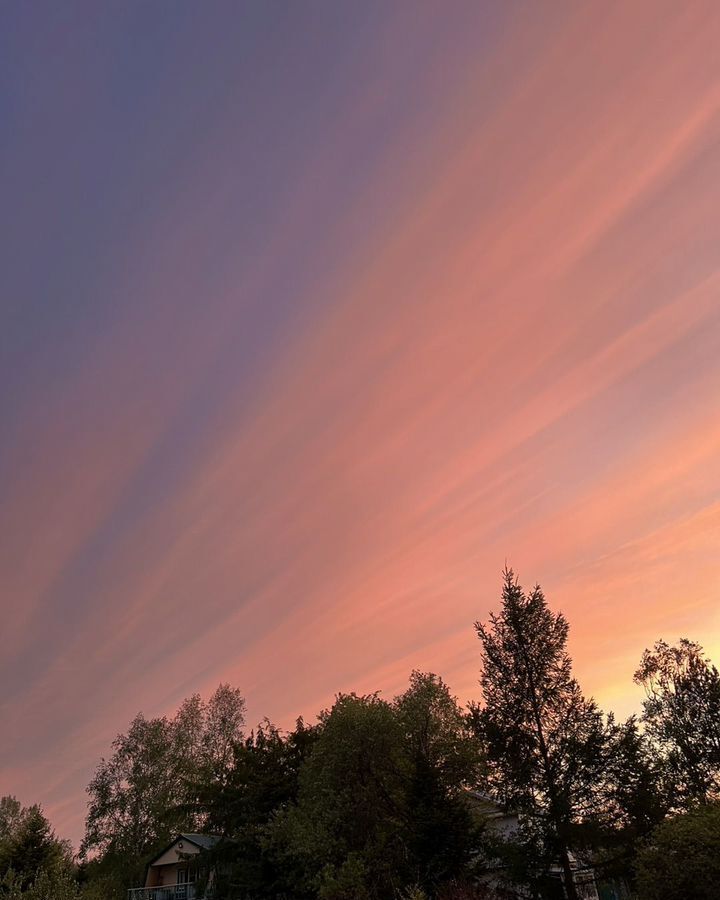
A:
[591,715,667,885]
[394,672,483,892]
[635,802,720,900]
[634,639,720,804]
[280,693,407,899]
[200,717,319,899]
[81,685,245,891]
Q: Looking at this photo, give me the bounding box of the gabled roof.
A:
[147,833,221,868]
[178,833,221,852]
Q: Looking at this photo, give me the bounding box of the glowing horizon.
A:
[1,1,719,846]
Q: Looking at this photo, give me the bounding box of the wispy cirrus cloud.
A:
[1,0,719,843]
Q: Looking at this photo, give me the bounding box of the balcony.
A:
[128,887,207,900]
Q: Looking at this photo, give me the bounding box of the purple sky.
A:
[1,1,720,847]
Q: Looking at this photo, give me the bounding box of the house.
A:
[466,789,521,840]
[128,834,220,900]
[466,791,600,900]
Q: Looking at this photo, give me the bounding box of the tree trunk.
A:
[513,627,579,900]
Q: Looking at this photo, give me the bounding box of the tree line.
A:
[2,569,719,900]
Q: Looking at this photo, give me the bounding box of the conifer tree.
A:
[475,570,605,900]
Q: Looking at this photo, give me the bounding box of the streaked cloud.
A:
[1,0,719,843]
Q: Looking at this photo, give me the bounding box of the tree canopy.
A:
[81,684,245,892]
[634,638,720,804]
[0,797,76,898]
[6,567,720,900]
[635,802,720,900]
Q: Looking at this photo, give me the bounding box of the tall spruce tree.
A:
[474,570,605,900]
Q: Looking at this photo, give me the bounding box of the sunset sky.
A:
[2,1,720,846]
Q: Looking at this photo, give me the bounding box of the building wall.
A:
[145,841,201,887]
[146,862,184,888]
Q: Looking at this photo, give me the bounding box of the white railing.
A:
[128,887,202,900]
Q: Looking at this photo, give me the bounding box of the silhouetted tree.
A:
[278,692,408,899]
[201,718,320,899]
[82,685,245,893]
[590,714,667,886]
[634,639,720,804]
[280,677,487,899]
[474,570,605,900]
[0,797,75,895]
[394,672,484,893]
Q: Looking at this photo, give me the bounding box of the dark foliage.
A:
[634,639,720,804]
[8,566,718,900]
[635,802,720,900]
[474,569,605,900]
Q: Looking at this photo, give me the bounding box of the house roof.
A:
[178,833,221,852]
[147,833,221,868]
